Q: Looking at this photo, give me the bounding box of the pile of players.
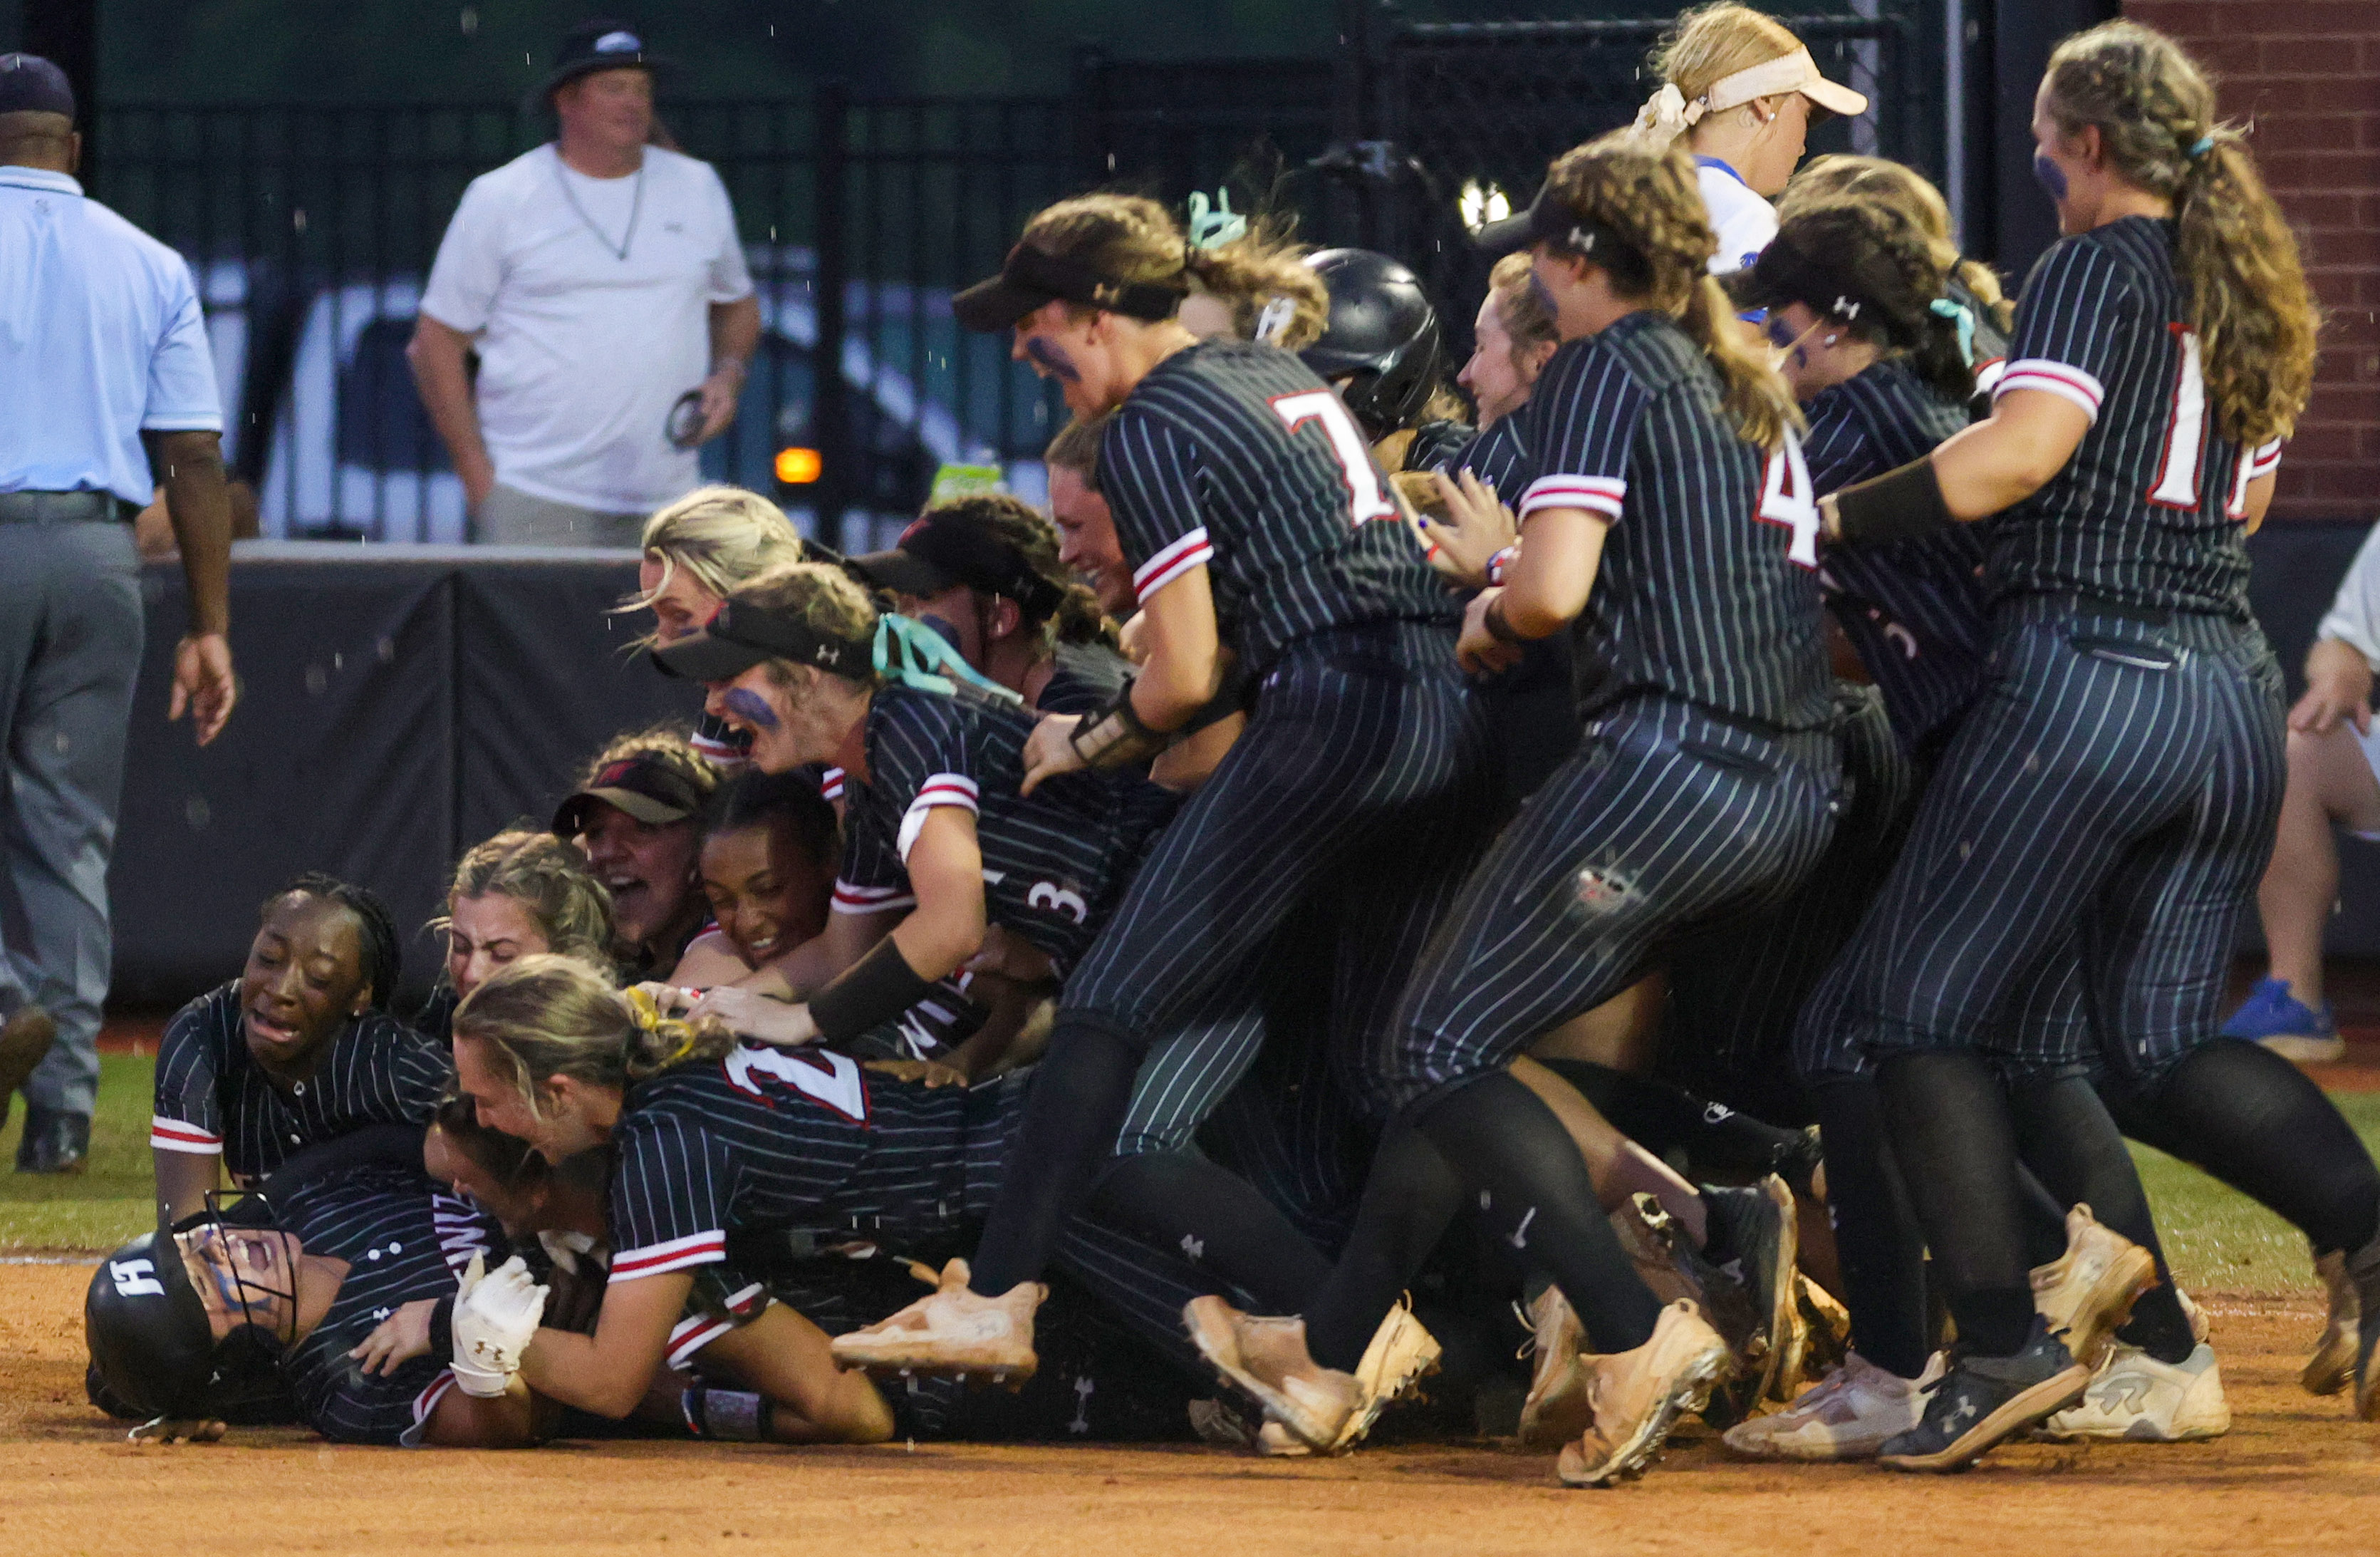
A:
[85,6,2380,1486]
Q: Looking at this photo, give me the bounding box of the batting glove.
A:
[450,1253,549,1398]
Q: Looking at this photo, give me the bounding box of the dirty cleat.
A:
[827,1258,1042,1383]
[2039,1341,2228,1442]
[1722,1351,1936,1462]
[1329,1296,1440,1451]
[1789,1275,1854,1395]
[1182,1297,1361,1452]
[1555,1301,1734,1487]
[2304,1247,2359,1397]
[2028,1204,2156,1369]
[1698,1175,1801,1413]
[2221,976,2342,1062]
[2349,1234,2380,1422]
[1517,1286,1591,1449]
[1878,1316,2091,1472]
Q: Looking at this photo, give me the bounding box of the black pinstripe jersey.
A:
[1805,358,1990,752]
[271,1164,501,1444]
[151,983,451,1184]
[1991,217,2281,617]
[1100,339,1460,673]
[832,685,1163,976]
[1509,312,1832,730]
[1038,641,1133,717]
[1449,415,1532,496]
[606,1049,1020,1283]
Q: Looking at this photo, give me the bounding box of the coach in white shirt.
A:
[408,21,761,547]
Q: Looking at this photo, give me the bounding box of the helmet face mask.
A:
[85,1194,296,1424]
[1299,248,1448,442]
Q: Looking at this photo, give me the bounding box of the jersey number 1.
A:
[1271,390,1400,527]
[1757,432,1819,569]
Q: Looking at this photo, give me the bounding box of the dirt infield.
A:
[6,1264,2377,1556]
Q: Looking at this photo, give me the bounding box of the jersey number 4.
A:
[1271,390,1399,527]
[1756,432,1820,570]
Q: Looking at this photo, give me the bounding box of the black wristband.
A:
[430,1295,454,1352]
[1483,595,1533,645]
[1831,456,1955,547]
[809,936,937,1046]
[1178,652,1254,735]
[1068,678,1172,768]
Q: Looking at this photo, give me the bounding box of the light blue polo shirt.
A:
[0,165,222,506]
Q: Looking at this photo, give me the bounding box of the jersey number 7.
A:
[1271,390,1400,527]
[1756,432,1819,569]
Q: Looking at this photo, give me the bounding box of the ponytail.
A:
[454,956,739,1117]
[1683,276,1799,450]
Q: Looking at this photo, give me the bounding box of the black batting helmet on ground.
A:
[85,1211,291,1423]
[1299,249,1446,441]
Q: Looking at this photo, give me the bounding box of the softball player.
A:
[630,485,809,766]
[1188,133,1839,1485]
[1810,21,2379,1469]
[85,1164,519,1446]
[447,957,1237,1424]
[828,192,1500,1379]
[152,876,447,1224]
[415,828,617,1043]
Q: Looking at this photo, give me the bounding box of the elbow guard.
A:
[1068,678,1172,770]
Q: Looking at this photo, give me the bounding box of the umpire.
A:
[0,55,238,1172]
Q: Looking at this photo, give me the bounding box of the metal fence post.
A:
[813,81,851,554]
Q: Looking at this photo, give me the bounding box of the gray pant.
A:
[474,483,648,549]
[0,520,143,1117]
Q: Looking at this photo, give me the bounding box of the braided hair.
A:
[271,874,401,1010]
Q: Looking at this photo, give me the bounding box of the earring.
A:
[1823,334,1839,347]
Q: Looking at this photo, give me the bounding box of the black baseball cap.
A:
[852,508,1064,620]
[650,598,875,686]
[0,53,76,120]
[1722,230,1901,338]
[532,19,672,104]
[954,242,1187,333]
[553,752,708,836]
[1470,178,1638,261]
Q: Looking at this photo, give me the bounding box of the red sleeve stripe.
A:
[150,1116,224,1154]
[819,767,846,802]
[1518,475,1627,521]
[832,880,915,916]
[2249,438,2284,477]
[667,1313,737,1369]
[610,1230,727,1281]
[1995,359,2105,420]
[407,1370,459,1439]
[1132,527,1212,605]
[913,775,979,811]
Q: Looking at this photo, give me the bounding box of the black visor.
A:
[954,242,1188,333]
[1723,234,1898,338]
[650,599,874,683]
[1471,180,1635,264]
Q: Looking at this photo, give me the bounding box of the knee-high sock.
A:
[1303,1120,1468,1372]
[1876,1051,2035,1357]
[1086,1150,1334,1315]
[970,1018,1143,1298]
[1807,1076,1930,1378]
[1537,1056,1821,1196]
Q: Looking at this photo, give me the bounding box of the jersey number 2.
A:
[1271,390,1399,527]
[1757,433,1819,569]
[724,1045,870,1123]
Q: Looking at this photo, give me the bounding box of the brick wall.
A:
[2125,2,2379,522]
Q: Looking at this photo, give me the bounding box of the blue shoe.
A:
[2220,977,2342,1062]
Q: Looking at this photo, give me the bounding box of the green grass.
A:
[0,1054,163,1253]
[5,1058,2379,1295]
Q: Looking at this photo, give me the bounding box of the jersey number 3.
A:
[1756,432,1819,569]
[1272,390,1399,527]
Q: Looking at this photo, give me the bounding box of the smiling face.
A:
[705,664,848,774]
[577,800,700,954]
[179,1226,303,1343]
[553,67,653,162]
[1459,293,1540,428]
[1046,465,1131,616]
[700,822,834,968]
[240,894,369,1072]
[638,556,723,646]
[447,892,551,1001]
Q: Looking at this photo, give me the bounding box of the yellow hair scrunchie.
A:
[622,987,703,1067]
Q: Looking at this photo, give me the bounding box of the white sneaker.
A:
[2039,1342,2229,1442]
[1722,1352,1935,1462]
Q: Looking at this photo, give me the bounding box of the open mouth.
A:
[245,1008,302,1049]
[742,929,781,961]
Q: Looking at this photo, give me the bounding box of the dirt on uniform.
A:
[6,1262,2379,1556]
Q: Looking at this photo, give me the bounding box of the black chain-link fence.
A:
[93,4,1947,548]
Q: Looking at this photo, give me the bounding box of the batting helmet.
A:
[85,1212,290,1422]
[1298,249,1446,442]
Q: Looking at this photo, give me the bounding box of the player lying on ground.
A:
[152,876,447,1224]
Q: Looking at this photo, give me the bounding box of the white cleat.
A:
[2039,1342,2230,1442]
[1722,1351,1938,1462]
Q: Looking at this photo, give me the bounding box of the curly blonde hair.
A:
[434,829,615,971]
[1014,192,1326,348]
[624,486,806,642]
[1541,133,1799,450]
[2042,21,2315,446]
[453,955,737,1114]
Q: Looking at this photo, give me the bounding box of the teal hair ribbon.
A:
[1186,190,1247,251]
[873,613,1022,705]
[1930,296,1978,368]
[2188,135,2215,159]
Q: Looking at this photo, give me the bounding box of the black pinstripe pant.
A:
[1842,599,2283,1085]
[1071,620,1500,1130]
[1383,695,1841,1102]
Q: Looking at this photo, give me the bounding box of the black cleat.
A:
[1697,1175,1799,1417]
[15,1102,89,1175]
[1878,1316,2091,1471]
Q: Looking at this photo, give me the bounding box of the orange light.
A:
[774,447,823,485]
